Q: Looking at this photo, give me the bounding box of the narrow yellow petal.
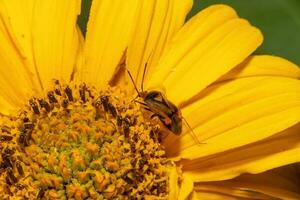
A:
[167,164,180,200]
[194,164,300,199]
[220,55,300,81]
[181,123,300,182]
[0,12,34,108]
[0,0,41,93]
[32,0,81,89]
[178,174,194,200]
[194,185,278,200]
[126,0,193,90]
[73,26,85,83]
[81,0,139,88]
[163,77,300,159]
[191,190,241,200]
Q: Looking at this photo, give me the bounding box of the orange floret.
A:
[48,153,57,169]
[92,172,104,192]
[61,167,72,181]
[103,184,116,199]
[76,171,89,183]
[69,130,79,142]
[72,149,86,169]
[67,183,88,200]
[105,161,119,172]
[51,176,63,189]
[59,154,67,170]
[85,142,99,155]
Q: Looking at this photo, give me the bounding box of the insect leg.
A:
[182,117,205,146]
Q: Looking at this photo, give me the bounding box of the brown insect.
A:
[127,66,182,135]
[127,63,201,144]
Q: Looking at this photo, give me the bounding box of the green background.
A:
[78,0,300,66]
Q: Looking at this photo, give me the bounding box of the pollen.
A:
[0,81,173,199]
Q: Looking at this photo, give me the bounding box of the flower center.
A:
[0,81,171,199]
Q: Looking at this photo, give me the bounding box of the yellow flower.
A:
[0,0,299,199]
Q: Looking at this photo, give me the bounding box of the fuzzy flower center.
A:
[0,81,172,199]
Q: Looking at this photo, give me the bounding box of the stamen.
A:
[107,102,117,117]
[7,167,17,183]
[79,83,87,103]
[0,135,13,142]
[1,126,11,134]
[62,99,69,108]
[37,188,45,199]
[2,152,13,168]
[64,86,73,101]
[100,95,109,111]
[29,99,40,114]
[47,91,58,103]
[16,161,24,176]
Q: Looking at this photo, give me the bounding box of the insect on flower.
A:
[127,64,201,144]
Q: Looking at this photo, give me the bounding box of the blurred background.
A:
[78,0,300,66]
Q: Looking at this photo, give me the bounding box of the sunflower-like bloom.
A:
[0,0,299,199]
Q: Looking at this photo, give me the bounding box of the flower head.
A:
[0,0,299,199]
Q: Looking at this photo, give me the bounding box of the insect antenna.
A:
[141,62,148,92]
[126,69,141,97]
[141,52,153,92]
[182,117,205,145]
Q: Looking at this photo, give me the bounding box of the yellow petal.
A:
[166,19,262,105]
[191,190,241,200]
[73,26,85,83]
[194,185,278,200]
[81,0,139,88]
[0,0,82,92]
[178,174,194,200]
[146,4,263,105]
[163,77,300,159]
[167,164,180,200]
[146,4,238,91]
[194,163,300,199]
[0,0,41,93]
[31,0,81,89]
[0,96,15,115]
[0,9,35,108]
[126,0,192,90]
[220,55,300,81]
[181,123,300,182]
